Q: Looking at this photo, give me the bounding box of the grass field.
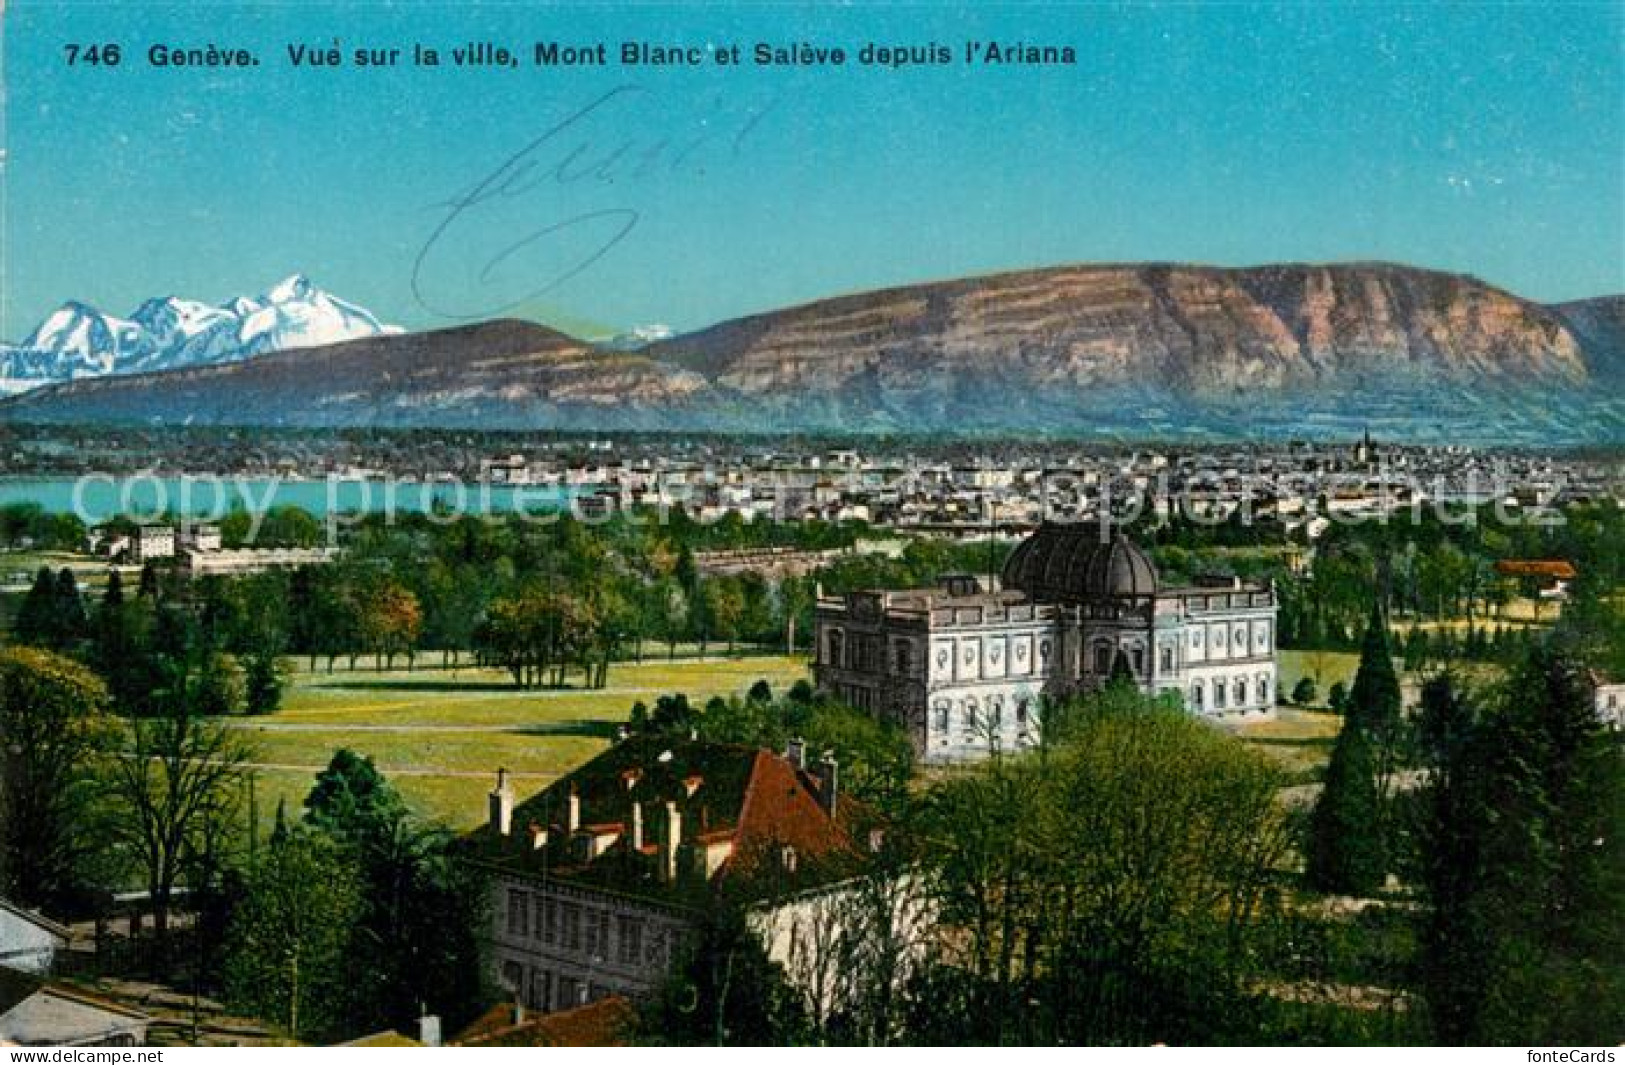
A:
[237,654,809,834]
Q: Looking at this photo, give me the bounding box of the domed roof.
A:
[1001,522,1158,602]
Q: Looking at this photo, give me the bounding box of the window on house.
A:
[506,889,529,937]
[1215,682,1227,708]
[1160,646,1174,672]
[558,976,582,1009]
[933,699,950,734]
[1015,698,1029,726]
[1191,683,1205,710]
[1094,644,1111,674]
[989,696,1003,728]
[1131,647,1145,674]
[895,640,913,675]
[1235,679,1248,705]
[501,960,524,994]
[543,896,558,945]
[618,916,644,966]
[562,903,582,951]
[584,907,602,957]
[963,697,979,733]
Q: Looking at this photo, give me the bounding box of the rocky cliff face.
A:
[1,262,1614,441]
[652,263,1589,398]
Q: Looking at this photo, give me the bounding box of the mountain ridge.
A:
[0,275,400,392]
[2,261,1619,442]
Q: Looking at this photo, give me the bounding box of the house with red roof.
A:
[459,736,901,1018]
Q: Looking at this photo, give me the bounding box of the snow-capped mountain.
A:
[0,276,400,393]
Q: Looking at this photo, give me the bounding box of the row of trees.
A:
[1304,601,1624,1043]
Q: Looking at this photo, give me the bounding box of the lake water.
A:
[0,476,580,522]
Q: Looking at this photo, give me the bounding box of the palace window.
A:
[506,889,529,937]
[1093,643,1111,675]
[963,697,979,733]
[1191,683,1205,710]
[543,895,558,944]
[1214,682,1227,709]
[618,916,644,965]
[933,699,950,735]
[1131,647,1145,674]
[534,895,548,942]
[989,695,1004,728]
[826,629,845,667]
[1235,679,1248,706]
[1258,674,1271,705]
[1015,698,1029,726]
[1160,646,1174,672]
[501,960,524,995]
[562,903,582,951]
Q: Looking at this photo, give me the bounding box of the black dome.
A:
[1001,522,1158,602]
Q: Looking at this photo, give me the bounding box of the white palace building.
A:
[813,522,1278,762]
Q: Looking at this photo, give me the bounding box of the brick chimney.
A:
[526,820,548,851]
[815,752,839,818]
[659,800,682,883]
[631,800,645,851]
[566,783,580,833]
[489,768,513,836]
[785,736,806,770]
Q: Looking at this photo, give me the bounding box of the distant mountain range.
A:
[3,263,1621,443]
[0,276,400,393]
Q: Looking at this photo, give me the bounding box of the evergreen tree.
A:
[1305,718,1385,895]
[244,650,284,715]
[1348,600,1403,800]
[51,568,88,647]
[1412,649,1625,1043]
[12,567,57,648]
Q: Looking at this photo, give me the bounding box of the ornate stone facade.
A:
[813,523,1277,762]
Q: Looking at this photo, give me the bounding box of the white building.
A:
[814,522,1278,762]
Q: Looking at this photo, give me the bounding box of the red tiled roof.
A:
[1495,559,1577,579]
[452,997,635,1047]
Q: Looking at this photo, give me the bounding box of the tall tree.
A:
[225,826,363,1042]
[12,567,58,649]
[108,692,253,954]
[0,648,115,907]
[1347,600,1403,800]
[1305,713,1386,895]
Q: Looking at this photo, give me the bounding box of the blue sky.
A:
[5,1,1621,339]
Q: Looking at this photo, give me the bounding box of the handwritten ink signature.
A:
[412,85,777,320]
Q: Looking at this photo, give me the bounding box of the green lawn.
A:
[238,654,809,834]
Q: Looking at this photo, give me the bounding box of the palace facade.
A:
[813,522,1278,762]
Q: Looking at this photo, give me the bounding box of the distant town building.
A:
[1594,674,1625,732]
[1494,559,1578,600]
[177,523,222,553]
[813,522,1278,762]
[177,546,339,577]
[89,523,174,563]
[462,737,896,1016]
